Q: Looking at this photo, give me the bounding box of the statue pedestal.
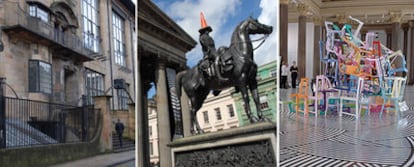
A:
[169,122,277,167]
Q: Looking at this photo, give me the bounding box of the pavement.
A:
[50,150,135,167]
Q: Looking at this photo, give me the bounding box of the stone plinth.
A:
[169,122,276,167]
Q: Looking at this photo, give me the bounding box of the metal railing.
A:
[0,97,100,148]
[2,1,97,60]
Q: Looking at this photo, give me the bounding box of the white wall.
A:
[287,22,315,79]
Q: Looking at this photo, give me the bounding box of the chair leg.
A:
[339,99,343,117]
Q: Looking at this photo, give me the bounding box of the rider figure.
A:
[198,12,227,87]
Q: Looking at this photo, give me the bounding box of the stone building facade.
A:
[0,0,135,109]
[233,61,277,126]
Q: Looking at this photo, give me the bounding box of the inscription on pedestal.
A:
[174,140,275,167]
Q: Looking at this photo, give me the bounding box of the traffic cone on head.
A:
[199,12,212,33]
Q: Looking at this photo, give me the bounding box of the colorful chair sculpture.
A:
[339,77,369,119]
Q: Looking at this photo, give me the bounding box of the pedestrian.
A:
[115,119,125,147]
[281,61,289,89]
[290,61,298,88]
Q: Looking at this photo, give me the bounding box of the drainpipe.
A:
[107,0,115,109]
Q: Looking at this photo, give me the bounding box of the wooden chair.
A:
[339,77,369,120]
[290,78,310,115]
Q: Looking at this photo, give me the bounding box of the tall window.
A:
[28,3,49,22]
[29,60,52,94]
[85,69,105,105]
[227,104,235,117]
[82,0,100,52]
[260,95,269,110]
[116,84,129,110]
[112,12,126,66]
[203,111,209,124]
[149,142,153,155]
[215,108,222,121]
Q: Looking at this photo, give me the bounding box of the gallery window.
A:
[82,0,100,52]
[112,11,126,66]
[28,60,52,94]
[85,69,105,105]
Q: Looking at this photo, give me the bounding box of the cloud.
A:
[254,0,277,66]
[164,0,241,67]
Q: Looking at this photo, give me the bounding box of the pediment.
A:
[138,0,196,49]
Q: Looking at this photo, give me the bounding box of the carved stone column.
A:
[409,21,414,84]
[390,11,402,51]
[156,60,172,167]
[297,3,308,79]
[313,17,322,76]
[279,0,289,63]
[386,30,392,49]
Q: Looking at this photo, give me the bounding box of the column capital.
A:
[335,14,348,24]
[409,20,414,28]
[280,0,289,5]
[312,16,323,26]
[389,11,402,23]
[402,23,409,31]
[157,59,167,69]
[297,3,309,16]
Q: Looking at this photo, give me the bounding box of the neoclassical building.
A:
[137,0,196,166]
[279,0,414,82]
[0,0,135,109]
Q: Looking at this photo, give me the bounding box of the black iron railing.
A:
[0,96,100,148]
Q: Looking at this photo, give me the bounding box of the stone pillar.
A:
[127,103,135,140]
[180,87,191,137]
[409,21,414,84]
[390,11,402,51]
[390,12,401,51]
[402,23,409,57]
[93,95,113,152]
[313,17,322,76]
[156,60,172,167]
[386,30,392,49]
[136,56,149,166]
[297,3,308,79]
[279,0,289,63]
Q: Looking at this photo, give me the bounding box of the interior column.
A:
[313,17,322,76]
[279,0,289,63]
[297,3,308,80]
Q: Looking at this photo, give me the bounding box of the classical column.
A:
[156,60,172,167]
[386,30,392,49]
[313,17,322,76]
[136,56,150,166]
[390,11,402,51]
[180,86,191,137]
[297,3,308,79]
[409,21,414,84]
[402,23,409,57]
[279,0,289,63]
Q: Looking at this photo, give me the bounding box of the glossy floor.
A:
[279,85,414,167]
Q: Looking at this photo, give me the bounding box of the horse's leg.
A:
[240,86,258,123]
[249,80,264,121]
[189,97,197,135]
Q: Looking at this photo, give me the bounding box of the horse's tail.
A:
[175,70,186,98]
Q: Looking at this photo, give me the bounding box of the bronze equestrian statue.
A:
[176,16,273,134]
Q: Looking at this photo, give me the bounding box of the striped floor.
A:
[280,86,414,166]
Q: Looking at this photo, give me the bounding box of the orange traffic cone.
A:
[199,12,212,33]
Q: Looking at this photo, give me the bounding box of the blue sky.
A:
[147,0,277,98]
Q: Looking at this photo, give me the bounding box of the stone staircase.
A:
[112,134,135,153]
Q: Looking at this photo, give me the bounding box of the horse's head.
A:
[245,17,273,35]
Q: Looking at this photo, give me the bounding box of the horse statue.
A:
[176,17,273,134]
